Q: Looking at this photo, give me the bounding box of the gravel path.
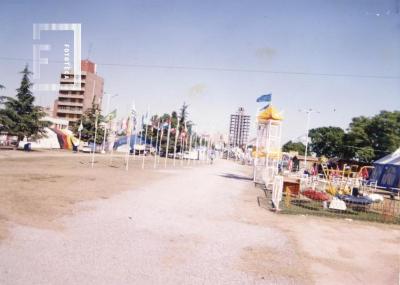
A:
[0,160,296,284]
[1,159,398,284]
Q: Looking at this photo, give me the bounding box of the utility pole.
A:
[299,108,319,171]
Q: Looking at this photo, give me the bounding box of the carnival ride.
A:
[280,160,400,222]
[250,104,398,222]
[253,105,283,189]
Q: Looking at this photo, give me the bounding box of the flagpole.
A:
[173,115,180,167]
[108,114,116,166]
[149,126,154,162]
[125,134,131,171]
[154,121,160,168]
[78,120,82,152]
[138,114,142,163]
[205,136,209,164]
[90,80,97,167]
[198,134,202,164]
[164,114,171,168]
[133,116,137,161]
[78,130,82,151]
[91,110,99,168]
[124,118,129,166]
[110,132,115,166]
[158,123,164,165]
[203,136,206,164]
[142,109,149,169]
[182,122,186,165]
[126,101,135,171]
[184,134,187,164]
[187,129,193,166]
[101,93,111,153]
[139,112,144,163]
[192,131,197,165]
[194,131,198,165]
[200,136,203,163]
[206,135,211,164]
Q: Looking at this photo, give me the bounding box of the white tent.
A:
[374,148,400,165]
[18,128,61,149]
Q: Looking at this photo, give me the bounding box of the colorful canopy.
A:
[257,105,283,121]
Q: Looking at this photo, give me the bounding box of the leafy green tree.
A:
[71,101,104,144]
[344,111,400,161]
[157,113,171,151]
[151,104,196,153]
[179,102,189,127]
[150,114,159,126]
[308,126,345,158]
[342,116,374,161]
[0,65,50,143]
[282,140,305,154]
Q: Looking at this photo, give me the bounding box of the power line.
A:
[0,56,399,80]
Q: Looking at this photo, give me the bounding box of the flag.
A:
[153,121,160,130]
[131,105,137,132]
[162,121,169,129]
[164,114,172,167]
[78,121,83,132]
[142,110,149,125]
[94,110,99,128]
[259,104,270,111]
[105,109,117,122]
[256,94,272,103]
[173,116,180,164]
[126,116,132,136]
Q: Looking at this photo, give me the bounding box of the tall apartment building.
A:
[229,107,250,148]
[53,60,104,124]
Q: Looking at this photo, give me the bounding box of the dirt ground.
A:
[0,150,173,241]
[0,150,399,284]
[237,181,400,284]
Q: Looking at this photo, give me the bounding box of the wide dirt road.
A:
[0,158,399,284]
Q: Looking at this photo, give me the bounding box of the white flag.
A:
[78,121,83,132]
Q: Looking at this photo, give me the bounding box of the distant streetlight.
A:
[299,108,319,170]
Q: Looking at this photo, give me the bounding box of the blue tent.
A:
[113,134,153,150]
[370,148,400,190]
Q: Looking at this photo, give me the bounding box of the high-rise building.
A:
[229,107,250,148]
[53,59,104,124]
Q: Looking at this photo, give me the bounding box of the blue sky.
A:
[0,0,399,142]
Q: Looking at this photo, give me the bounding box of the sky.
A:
[0,0,399,142]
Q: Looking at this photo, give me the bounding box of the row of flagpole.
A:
[84,102,214,171]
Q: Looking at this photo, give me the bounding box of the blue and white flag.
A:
[256,94,272,103]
